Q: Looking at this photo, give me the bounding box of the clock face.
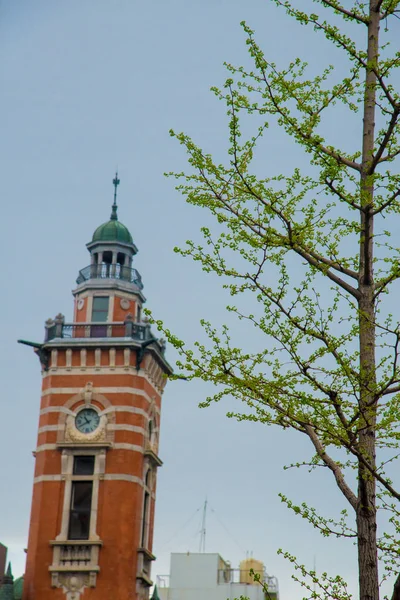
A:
[75,409,100,434]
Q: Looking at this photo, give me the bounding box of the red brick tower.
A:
[21,175,171,600]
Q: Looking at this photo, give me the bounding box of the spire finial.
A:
[111,170,120,220]
[3,562,14,584]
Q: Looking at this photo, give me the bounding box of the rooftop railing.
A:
[156,571,278,593]
[217,569,279,591]
[45,319,151,342]
[76,264,143,289]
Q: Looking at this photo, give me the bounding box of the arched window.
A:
[141,470,152,548]
[147,417,158,453]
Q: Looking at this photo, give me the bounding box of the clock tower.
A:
[20,176,171,600]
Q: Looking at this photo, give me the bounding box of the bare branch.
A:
[382,383,400,396]
[378,149,400,164]
[321,0,369,24]
[374,69,399,110]
[304,424,358,509]
[197,150,360,297]
[371,107,400,171]
[348,443,400,502]
[376,0,385,12]
[380,0,399,19]
[304,245,358,280]
[293,245,360,298]
[249,275,360,380]
[324,177,362,210]
[373,187,400,217]
[261,73,362,171]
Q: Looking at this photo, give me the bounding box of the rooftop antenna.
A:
[199,498,208,553]
[111,170,120,220]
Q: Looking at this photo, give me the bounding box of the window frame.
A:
[68,480,94,541]
[141,469,152,549]
[91,296,109,323]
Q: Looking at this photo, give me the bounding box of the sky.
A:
[0,2,399,599]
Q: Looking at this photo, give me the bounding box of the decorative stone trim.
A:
[104,406,149,418]
[51,350,58,369]
[49,449,106,597]
[34,474,63,483]
[38,425,63,434]
[113,443,144,453]
[143,355,167,394]
[109,348,116,368]
[42,367,168,394]
[124,348,131,367]
[66,349,72,369]
[41,386,161,407]
[109,424,145,434]
[40,406,75,417]
[120,298,130,310]
[56,383,116,446]
[144,444,163,467]
[36,444,58,452]
[65,414,107,444]
[34,473,145,485]
[49,540,102,599]
[103,474,143,484]
[136,548,155,593]
[56,449,105,542]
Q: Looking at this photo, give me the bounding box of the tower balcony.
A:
[45,317,152,343]
[76,264,143,289]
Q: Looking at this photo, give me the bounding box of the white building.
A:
[154,553,279,600]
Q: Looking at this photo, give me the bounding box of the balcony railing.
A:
[156,572,278,593]
[217,569,279,592]
[76,264,143,289]
[45,321,150,342]
[59,544,92,567]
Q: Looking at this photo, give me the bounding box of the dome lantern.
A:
[76,173,141,288]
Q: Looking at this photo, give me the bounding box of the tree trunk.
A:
[356,502,379,600]
[357,3,380,600]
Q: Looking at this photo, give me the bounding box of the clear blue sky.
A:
[0,2,398,599]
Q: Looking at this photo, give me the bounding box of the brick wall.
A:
[0,543,7,586]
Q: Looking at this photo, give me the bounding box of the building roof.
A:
[0,564,14,600]
[151,584,161,600]
[0,562,23,600]
[91,176,133,245]
[92,217,133,244]
[12,577,23,600]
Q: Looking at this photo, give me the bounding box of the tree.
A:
[158,2,400,600]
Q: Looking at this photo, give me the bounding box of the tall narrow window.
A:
[141,470,152,548]
[91,297,109,322]
[141,491,150,548]
[68,456,95,540]
[68,481,93,540]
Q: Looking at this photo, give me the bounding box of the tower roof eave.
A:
[86,238,138,254]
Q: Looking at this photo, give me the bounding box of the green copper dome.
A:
[13,577,23,600]
[0,564,14,600]
[92,218,133,244]
[91,173,133,245]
